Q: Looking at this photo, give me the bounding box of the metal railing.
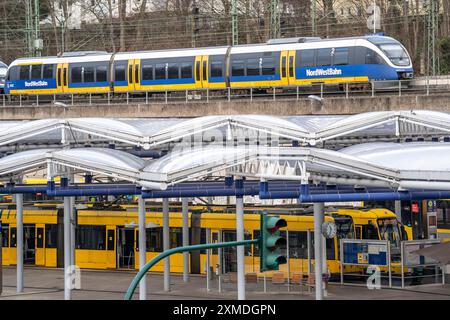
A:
[2,77,450,108]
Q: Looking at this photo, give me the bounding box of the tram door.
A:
[35,224,45,266]
[117,226,135,269]
[23,224,36,265]
[223,230,237,273]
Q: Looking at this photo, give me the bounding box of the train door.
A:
[35,224,45,266]
[194,56,203,89]
[201,55,209,88]
[126,59,140,92]
[279,51,289,86]
[56,63,69,93]
[223,230,237,273]
[287,50,296,85]
[106,227,116,268]
[24,224,35,265]
[117,226,135,269]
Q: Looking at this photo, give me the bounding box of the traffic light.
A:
[259,212,287,272]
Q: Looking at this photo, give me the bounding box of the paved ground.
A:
[0,266,449,300]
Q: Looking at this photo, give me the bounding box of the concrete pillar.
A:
[314,203,324,300]
[70,196,75,267]
[163,198,170,292]
[206,228,211,292]
[64,196,71,300]
[236,196,245,300]
[16,193,24,293]
[395,200,402,223]
[182,198,189,282]
[138,196,147,300]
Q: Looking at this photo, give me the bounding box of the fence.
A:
[2,77,450,108]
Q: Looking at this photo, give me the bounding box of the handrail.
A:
[124,239,259,300]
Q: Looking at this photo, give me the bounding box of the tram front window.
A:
[334,216,354,239]
[377,218,401,249]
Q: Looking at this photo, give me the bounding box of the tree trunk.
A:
[118,0,126,51]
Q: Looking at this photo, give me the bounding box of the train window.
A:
[1,223,8,247]
[300,49,315,67]
[181,62,193,78]
[317,48,332,66]
[7,66,20,80]
[19,65,30,80]
[246,58,260,76]
[232,60,245,76]
[365,48,384,65]
[115,64,126,82]
[71,67,82,83]
[195,61,201,81]
[146,227,163,252]
[142,64,154,80]
[262,57,276,75]
[155,63,166,80]
[45,224,58,248]
[83,66,95,83]
[75,225,106,250]
[202,61,207,80]
[31,65,42,79]
[96,65,107,82]
[289,56,294,77]
[170,227,182,248]
[168,63,179,79]
[362,222,379,240]
[334,48,349,65]
[210,61,222,78]
[43,64,54,78]
[281,56,287,77]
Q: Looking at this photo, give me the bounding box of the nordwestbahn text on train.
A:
[4,36,413,95]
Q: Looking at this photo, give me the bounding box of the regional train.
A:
[1,204,417,278]
[3,36,413,95]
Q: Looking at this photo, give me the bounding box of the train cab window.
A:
[181,62,193,78]
[45,224,58,248]
[317,48,332,66]
[7,66,20,81]
[246,58,260,76]
[168,63,179,79]
[262,58,276,75]
[75,225,106,250]
[299,49,315,68]
[142,64,154,80]
[231,60,245,76]
[96,65,107,82]
[31,65,42,79]
[155,63,166,80]
[19,65,30,80]
[83,66,95,83]
[71,67,82,83]
[146,227,163,252]
[43,64,54,78]
[365,48,384,65]
[114,64,126,82]
[1,223,9,247]
[210,61,223,78]
[333,48,349,65]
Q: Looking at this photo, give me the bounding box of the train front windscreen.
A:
[367,37,411,67]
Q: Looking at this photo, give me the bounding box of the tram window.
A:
[83,66,95,83]
[45,224,58,248]
[334,48,349,65]
[231,60,245,76]
[285,231,308,259]
[96,65,107,82]
[181,62,193,78]
[31,65,42,79]
[142,64,154,80]
[1,223,8,247]
[155,63,166,80]
[317,48,332,66]
[19,66,30,80]
[362,222,379,240]
[10,227,16,247]
[170,227,182,248]
[71,67,82,83]
[300,49,315,67]
[75,225,106,250]
[43,64,54,78]
[114,64,126,82]
[36,227,44,248]
[107,230,114,251]
[210,61,223,78]
[146,227,163,252]
[168,63,179,79]
[262,58,276,75]
[246,58,260,76]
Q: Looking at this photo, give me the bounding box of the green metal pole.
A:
[124,239,259,300]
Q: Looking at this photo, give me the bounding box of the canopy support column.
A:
[16,193,24,293]
[163,198,170,292]
[314,202,324,300]
[70,196,75,267]
[182,198,189,282]
[138,196,147,300]
[395,200,402,223]
[64,196,72,300]
[236,195,245,300]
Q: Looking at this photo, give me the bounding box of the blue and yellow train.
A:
[4,36,413,95]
